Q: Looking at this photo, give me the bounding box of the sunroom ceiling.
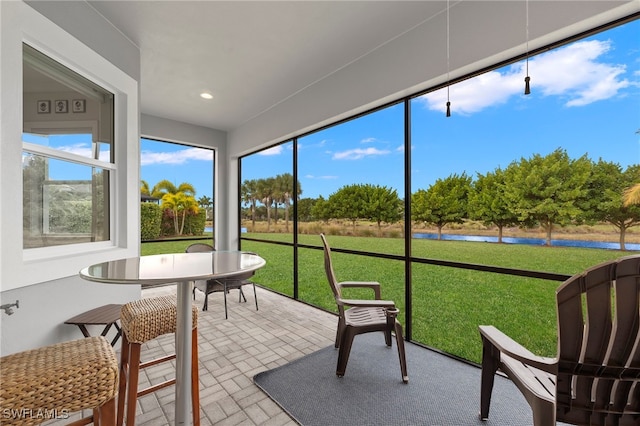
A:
[83,1,633,133]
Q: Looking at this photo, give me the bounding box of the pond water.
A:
[412,233,640,251]
[211,226,638,251]
[204,227,246,233]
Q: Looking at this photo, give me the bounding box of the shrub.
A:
[183,210,206,235]
[141,202,162,240]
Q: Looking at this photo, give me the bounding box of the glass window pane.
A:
[297,104,405,255]
[23,44,114,162]
[23,153,109,248]
[240,240,294,297]
[240,142,295,243]
[411,264,558,363]
[22,132,112,163]
[23,43,114,250]
[140,138,214,240]
[410,20,639,273]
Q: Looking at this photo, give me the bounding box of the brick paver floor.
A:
[46,284,337,426]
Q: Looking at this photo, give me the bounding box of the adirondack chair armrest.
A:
[479,325,556,373]
[339,298,396,309]
[338,281,382,299]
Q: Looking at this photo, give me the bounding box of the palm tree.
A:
[198,195,213,220]
[275,173,301,232]
[151,179,196,199]
[241,179,259,230]
[623,183,640,206]
[151,180,198,235]
[257,177,275,232]
[140,180,151,196]
[161,192,199,235]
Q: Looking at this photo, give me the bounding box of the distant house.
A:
[141,195,160,204]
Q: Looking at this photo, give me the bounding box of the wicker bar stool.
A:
[0,336,118,426]
[117,295,199,426]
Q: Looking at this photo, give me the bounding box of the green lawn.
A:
[142,234,635,363]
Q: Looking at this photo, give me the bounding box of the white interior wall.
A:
[0,276,132,355]
[0,1,141,355]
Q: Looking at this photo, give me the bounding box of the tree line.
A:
[241,173,301,232]
[241,149,640,250]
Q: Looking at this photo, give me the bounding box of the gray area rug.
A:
[254,332,538,426]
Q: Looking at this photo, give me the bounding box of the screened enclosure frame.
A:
[238,13,639,342]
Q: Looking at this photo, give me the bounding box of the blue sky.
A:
[240,19,639,201]
[32,20,638,204]
[140,140,213,200]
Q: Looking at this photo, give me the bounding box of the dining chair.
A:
[185,243,258,318]
[320,233,408,383]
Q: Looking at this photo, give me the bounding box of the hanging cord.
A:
[524,0,531,95]
[446,0,451,116]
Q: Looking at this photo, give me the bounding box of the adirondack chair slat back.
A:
[555,255,640,425]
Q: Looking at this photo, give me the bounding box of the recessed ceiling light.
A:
[200,92,213,100]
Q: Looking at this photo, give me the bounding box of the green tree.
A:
[503,148,591,246]
[361,184,402,236]
[297,198,316,222]
[468,169,518,243]
[411,173,471,240]
[327,184,368,231]
[588,161,640,250]
[310,195,331,223]
[23,155,46,239]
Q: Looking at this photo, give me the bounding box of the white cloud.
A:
[361,137,377,143]
[305,174,338,179]
[332,147,390,160]
[141,147,212,166]
[257,145,283,156]
[57,143,111,162]
[419,39,631,114]
[58,143,92,157]
[535,40,629,106]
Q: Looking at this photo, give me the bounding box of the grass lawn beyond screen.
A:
[142,234,635,363]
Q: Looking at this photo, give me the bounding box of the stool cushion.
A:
[120,295,198,344]
[0,336,118,426]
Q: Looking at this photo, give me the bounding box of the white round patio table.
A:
[80,251,266,425]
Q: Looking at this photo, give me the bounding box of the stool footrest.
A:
[138,379,176,398]
[140,354,176,369]
[67,415,95,426]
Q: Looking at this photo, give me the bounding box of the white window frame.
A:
[22,120,114,254]
[0,2,139,289]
